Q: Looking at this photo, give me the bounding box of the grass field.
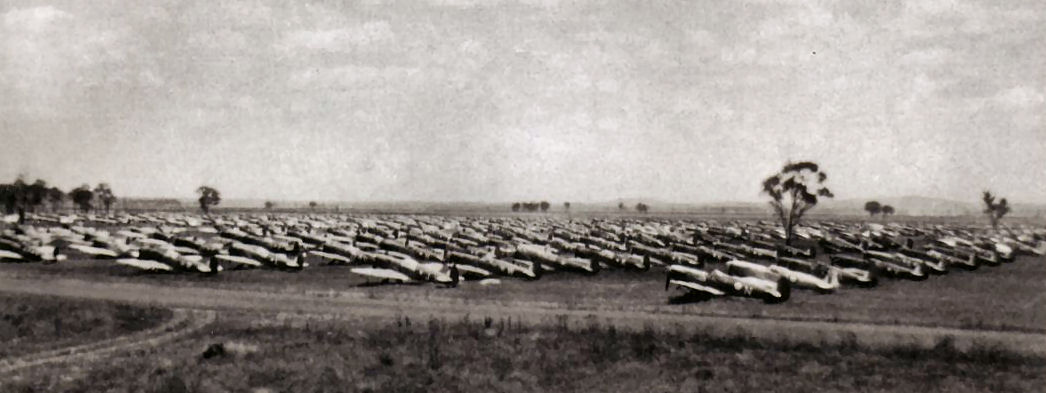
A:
[3,252,1044,333]
[4,312,1043,393]
[0,293,171,359]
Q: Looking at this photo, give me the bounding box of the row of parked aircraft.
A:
[2,213,1043,303]
[663,221,1043,303]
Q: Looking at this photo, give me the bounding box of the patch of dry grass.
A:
[8,314,1043,393]
[0,293,171,358]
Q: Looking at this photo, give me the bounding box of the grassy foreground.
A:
[7,313,1044,393]
[0,293,171,359]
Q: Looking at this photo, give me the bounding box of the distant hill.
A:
[818,196,975,217]
[820,196,1046,217]
[119,198,185,211]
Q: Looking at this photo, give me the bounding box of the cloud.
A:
[280,21,394,52]
[900,47,953,66]
[381,0,569,8]
[2,0,1043,203]
[994,86,1045,108]
[1,5,133,108]
[2,5,71,31]
[288,65,420,88]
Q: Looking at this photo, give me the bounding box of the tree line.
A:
[511,201,551,212]
[0,175,118,223]
[509,201,650,213]
[863,201,895,217]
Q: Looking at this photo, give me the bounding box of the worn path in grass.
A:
[0,308,215,377]
[1,277,1043,357]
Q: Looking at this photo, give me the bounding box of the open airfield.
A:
[4,0,1044,390]
[1,212,1045,392]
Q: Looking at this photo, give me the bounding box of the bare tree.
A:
[982,191,1010,230]
[94,183,117,214]
[762,161,833,245]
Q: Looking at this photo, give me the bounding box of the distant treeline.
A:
[511,201,551,212]
[0,176,117,223]
[121,198,185,212]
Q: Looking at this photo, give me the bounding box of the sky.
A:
[1,0,1043,204]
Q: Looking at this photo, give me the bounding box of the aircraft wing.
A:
[0,250,24,260]
[423,262,489,279]
[668,279,726,296]
[68,244,119,258]
[214,254,262,267]
[450,264,492,278]
[350,267,412,282]
[116,258,174,272]
[173,246,199,255]
[310,251,353,265]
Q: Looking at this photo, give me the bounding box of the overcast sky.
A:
[1,0,1043,203]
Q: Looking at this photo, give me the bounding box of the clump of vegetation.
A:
[0,294,171,358]
[510,201,552,212]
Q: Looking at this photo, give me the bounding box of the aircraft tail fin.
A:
[827,267,840,288]
[775,277,791,302]
[585,259,601,275]
[665,268,682,291]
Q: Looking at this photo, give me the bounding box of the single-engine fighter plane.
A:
[825,254,878,287]
[0,235,64,262]
[665,265,726,298]
[769,256,840,293]
[507,244,600,274]
[665,261,791,303]
[862,251,927,280]
[226,242,305,270]
[723,260,791,301]
[117,246,216,273]
[349,251,460,286]
[445,249,541,280]
[0,242,59,262]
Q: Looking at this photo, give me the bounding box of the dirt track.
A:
[2,277,1044,357]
